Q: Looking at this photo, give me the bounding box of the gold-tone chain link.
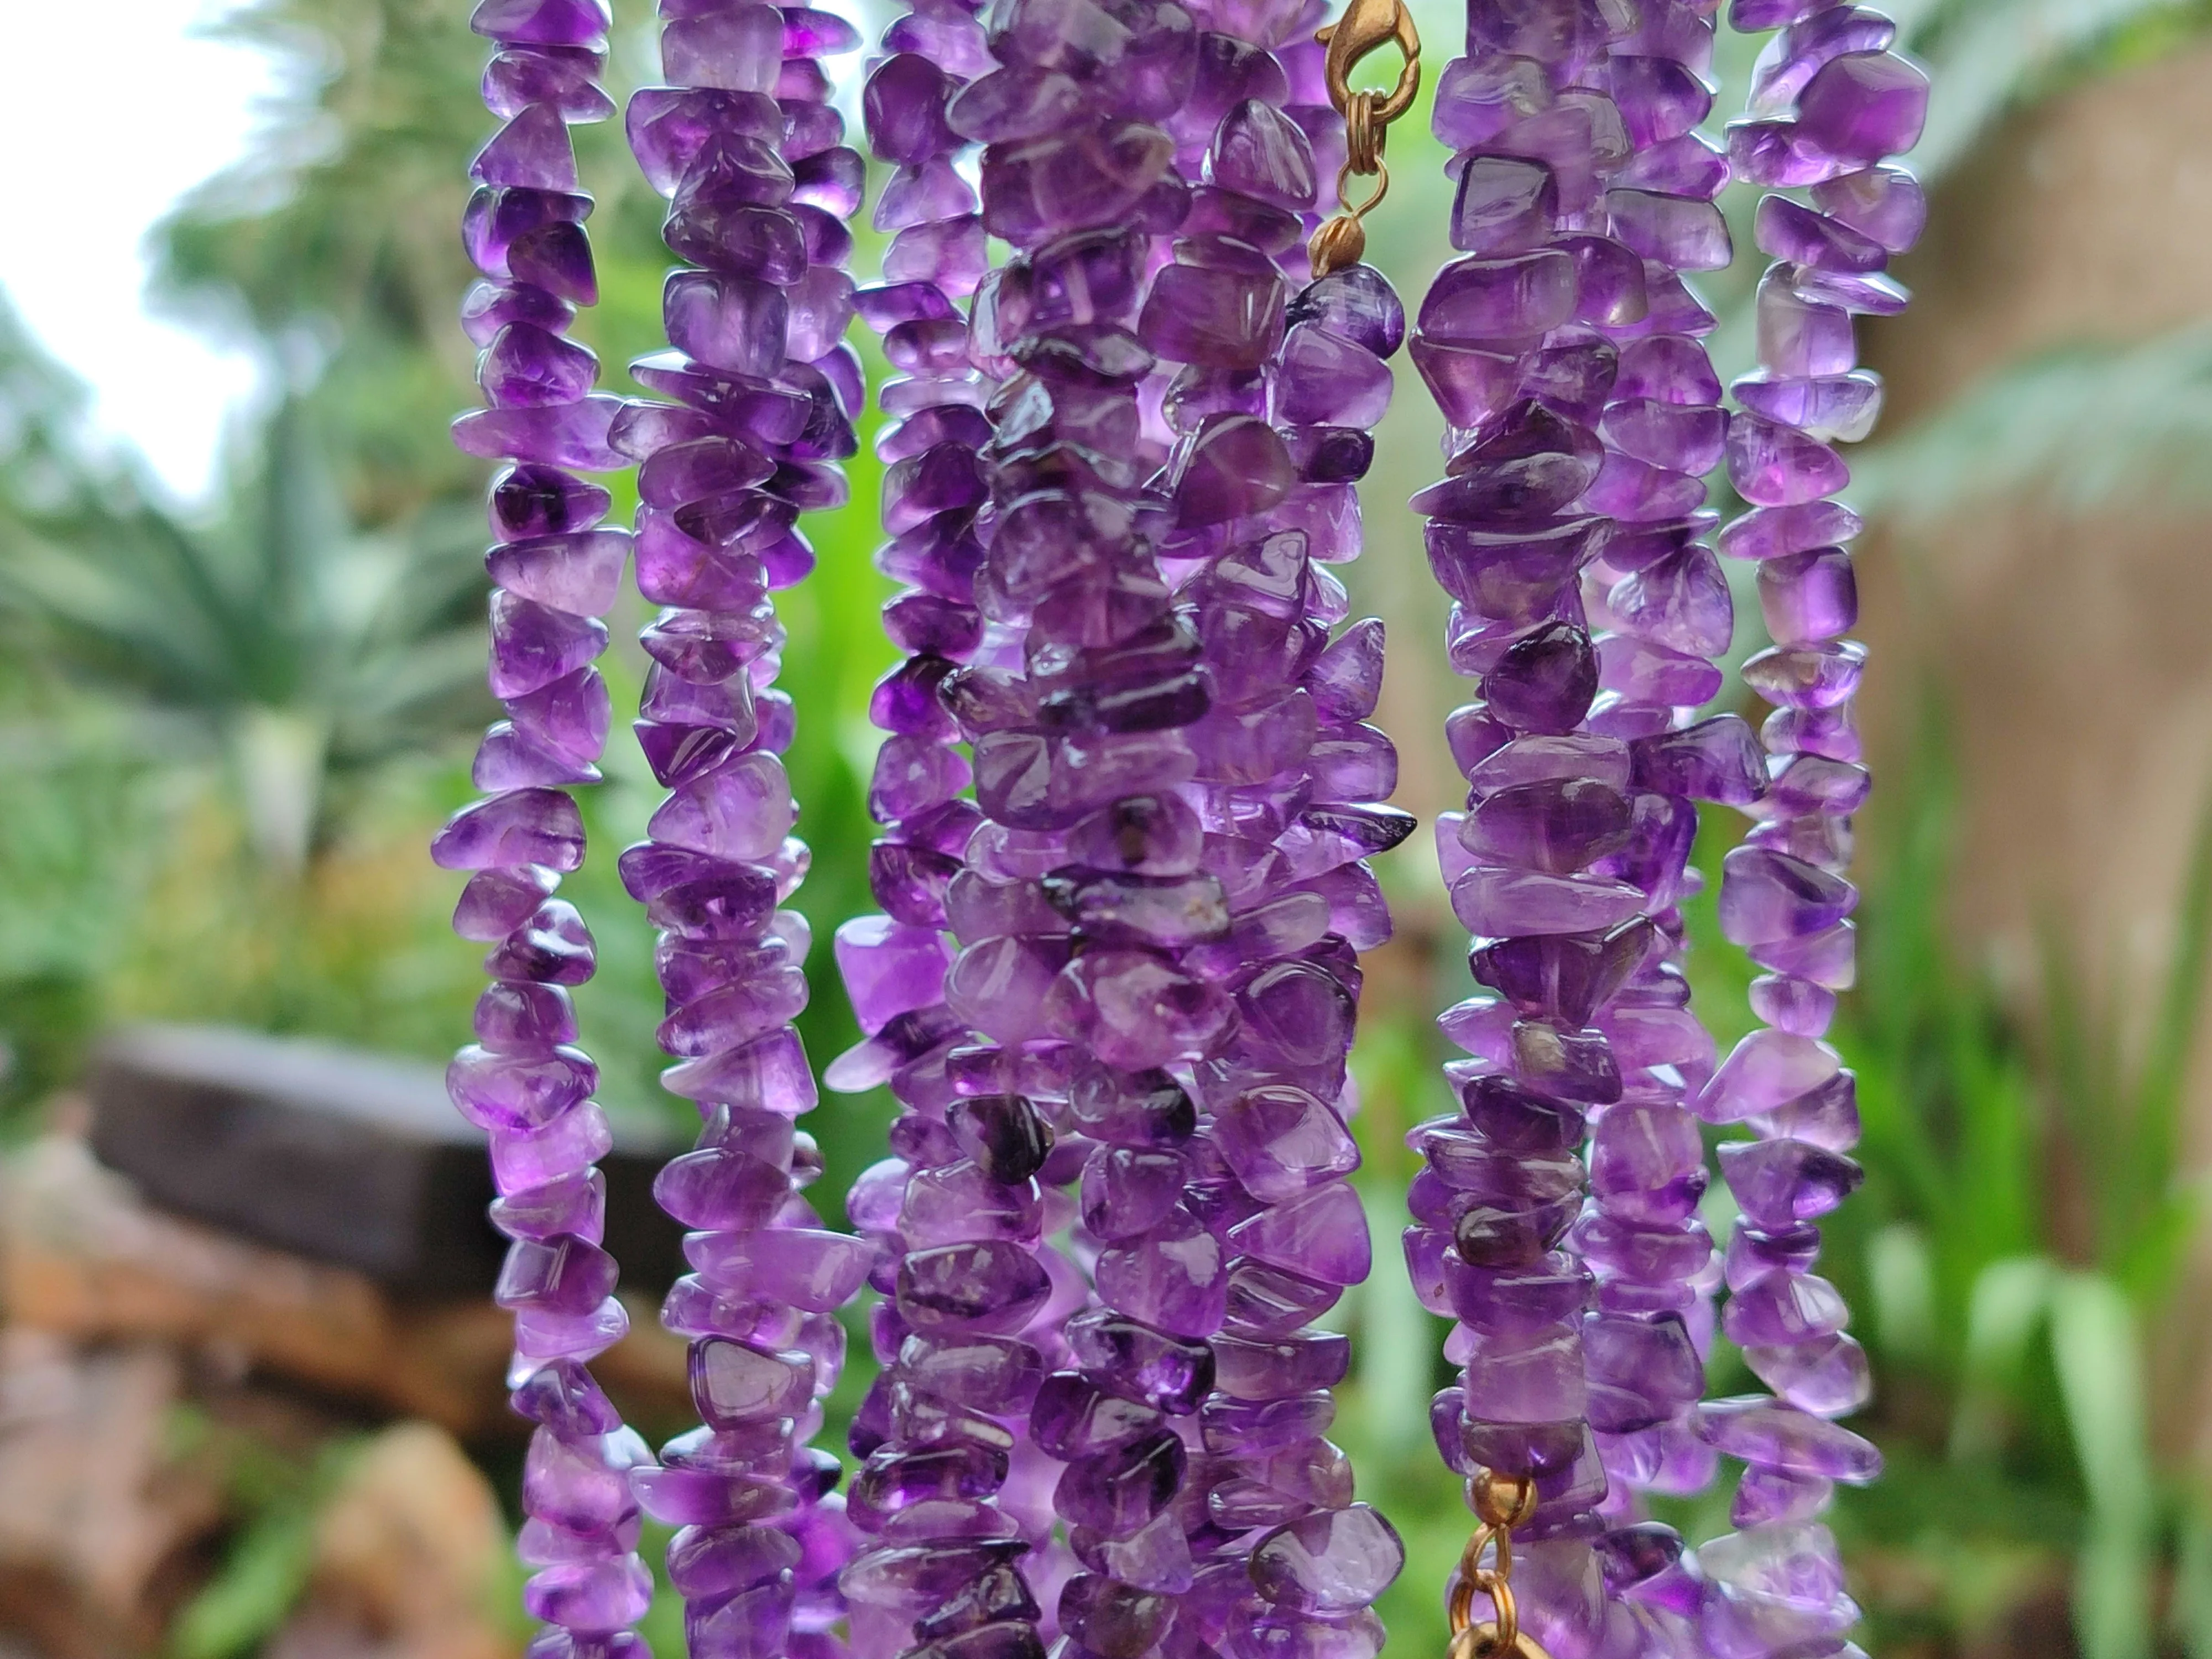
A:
[1445,1472,1551,1659]
[1307,0,1421,276]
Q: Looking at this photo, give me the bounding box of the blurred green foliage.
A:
[163,1408,363,1659]
[2,0,2211,1654]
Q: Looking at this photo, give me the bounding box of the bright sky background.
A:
[1,1,280,504]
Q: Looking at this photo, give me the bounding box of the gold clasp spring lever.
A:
[1309,0,1422,276]
[1447,1471,1553,1659]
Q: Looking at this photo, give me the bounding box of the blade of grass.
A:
[1947,1254,2052,1460]
[2120,790,2212,1293]
[2051,1273,2156,1659]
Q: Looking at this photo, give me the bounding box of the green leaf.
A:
[169,1504,319,1659]
[1853,326,2212,523]
[1,387,494,857]
[2122,789,2212,1288]
[2050,1274,2157,1659]
[1867,1223,1943,1368]
[2173,1489,2212,1659]
[2078,1522,2159,1659]
[2051,1274,2153,1515]
[1906,0,2196,178]
[1948,1255,2053,1460]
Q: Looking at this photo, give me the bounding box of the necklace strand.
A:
[435,2,653,1649]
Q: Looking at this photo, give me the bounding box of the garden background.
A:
[4,0,2212,1656]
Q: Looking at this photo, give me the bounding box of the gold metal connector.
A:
[1446,1471,1552,1659]
[1308,0,1422,277]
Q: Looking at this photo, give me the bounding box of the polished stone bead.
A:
[838,1540,1032,1611]
[1630,717,1766,805]
[948,1095,1055,1185]
[479,320,595,405]
[1735,371,1882,444]
[686,1228,873,1313]
[1248,1505,1404,1613]
[1046,950,1233,1069]
[1699,1401,1882,1486]
[473,0,612,46]
[1718,846,1857,944]
[1287,265,1406,358]
[524,1556,655,1633]
[1609,544,1734,658]
[1452,156,1559,254]
[434,790,586,872]
[1094,1204,1231,1339]
[453,394,627,470]
[1419,252,1578,342]
[1031,1371,1166,1460]
[1610,189,1731,271]
[488,529,629,618]
[484,899,598,986]
[1209,98,1318,210]
[1743,1332,1873,1417]
[1600,399,1728,476]
[476,979,580,1052]
[1055,1431,1186,1538]
[1411,337,1525,429]
[1462,778,1634,876]
[1754,196,1886,274]
[1795,51,1931,165]
[1442,1253,1593,1332]
[1272,326,1394,430]
[1483,622,1598,734]
[1214,1084,1360,1202]
[1702,1030,1843,1123]
[897,1240,1053,1334]
[1727,413,1850,507]
[1813,164,1927,253]
[654,1148,789,1232]
[1459,1319,1588,1422]
[491,464,609,541]
[485,47,614,123]
[1141,263,1289,372]
[1225,1181,1372,1286]
[1063,1308,1214,1413]
[1057,1574,1176,1659]
[1079,1145,1186,1239]
[1719,1139,1864,1228]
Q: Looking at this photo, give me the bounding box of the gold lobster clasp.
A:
[1307,0,1422,275]
[1316,0,1423,128]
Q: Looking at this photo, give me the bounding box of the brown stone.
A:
[281,1422,517,1659]
[0,1332,225,1658]
[84,1025,686,1297]
[1,1136,687,1438]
